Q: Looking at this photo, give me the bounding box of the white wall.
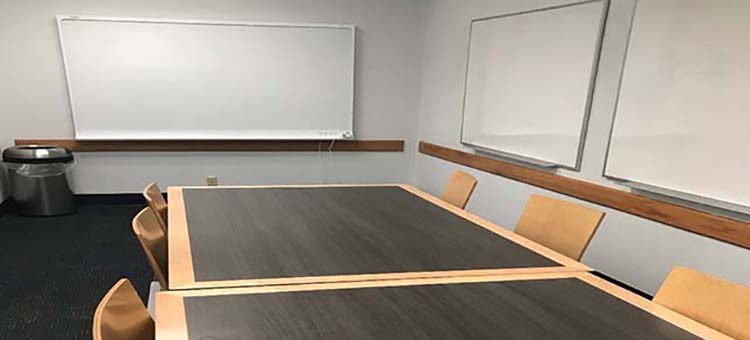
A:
[0,0,427,195]
[414,0,750,293]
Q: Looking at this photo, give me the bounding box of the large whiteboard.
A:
[460,1,608,169]
[57,16,355,140]
[606,0,750,209]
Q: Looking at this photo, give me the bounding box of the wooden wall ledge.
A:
[419,141,750,248]
[14,139,404,152]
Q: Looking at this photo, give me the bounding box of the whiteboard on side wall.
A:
[605,0,750,210]
[57,16,355,140]
[460,0,608,169]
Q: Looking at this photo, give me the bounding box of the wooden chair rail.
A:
[418,141,750,248]
[14,139,404,152]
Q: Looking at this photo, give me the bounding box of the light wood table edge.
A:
[155,292,188,340]
[168,266,585,290]
[156,272,729,340]
[168,187,194,289]
[168,184,589,290]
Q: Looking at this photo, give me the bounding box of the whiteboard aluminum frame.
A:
[55,15,356,141]
[458,0,610,171]
[623,180,750,215]
[472,144,560,169]
[601,0,639,183]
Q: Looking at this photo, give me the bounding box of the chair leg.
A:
[147,281,162,318]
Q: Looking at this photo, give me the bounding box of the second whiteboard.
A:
[461,1,608,169]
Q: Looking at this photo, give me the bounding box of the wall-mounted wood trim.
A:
[419,141,750,248]
[14,139,404,152]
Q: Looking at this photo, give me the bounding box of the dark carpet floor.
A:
[0,203,152,339]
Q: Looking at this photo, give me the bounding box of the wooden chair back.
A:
[132,207,168,289]
[441,170,478,209]
[93,279,154,340]
[143,182,168,233]
[654,267,750,340]
[514,194,604,261]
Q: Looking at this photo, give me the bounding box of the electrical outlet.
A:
[206,176,219,186]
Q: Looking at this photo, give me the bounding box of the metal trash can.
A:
[2,145,76,216]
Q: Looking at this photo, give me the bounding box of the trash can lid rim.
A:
[2,145,74,164]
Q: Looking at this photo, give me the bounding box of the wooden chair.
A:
[142,182,168,233]
[132,207,168,289]
[441,170,478,209]
[93,279,154,340]
[514,194,605,261]
[654,267,750,340]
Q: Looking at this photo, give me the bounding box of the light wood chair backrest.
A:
[654,266,750,340]
[441,170,478,209]
[514,194,604,261]
[132,207,168,289]
[93,279,154,340]
[143,182,168,233]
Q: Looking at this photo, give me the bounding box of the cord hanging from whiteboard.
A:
[318,141,325,184]
[318,139,336,184]
[327,139,336,184]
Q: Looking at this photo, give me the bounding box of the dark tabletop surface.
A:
[182,277,700,340]
[181,186,561,282]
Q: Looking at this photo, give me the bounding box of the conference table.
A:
[158,184,726,339]
[166,184,587,290]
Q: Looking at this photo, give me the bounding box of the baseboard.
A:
[593,271,653,300]
[2,193,154,211]
[75,193,146,205]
